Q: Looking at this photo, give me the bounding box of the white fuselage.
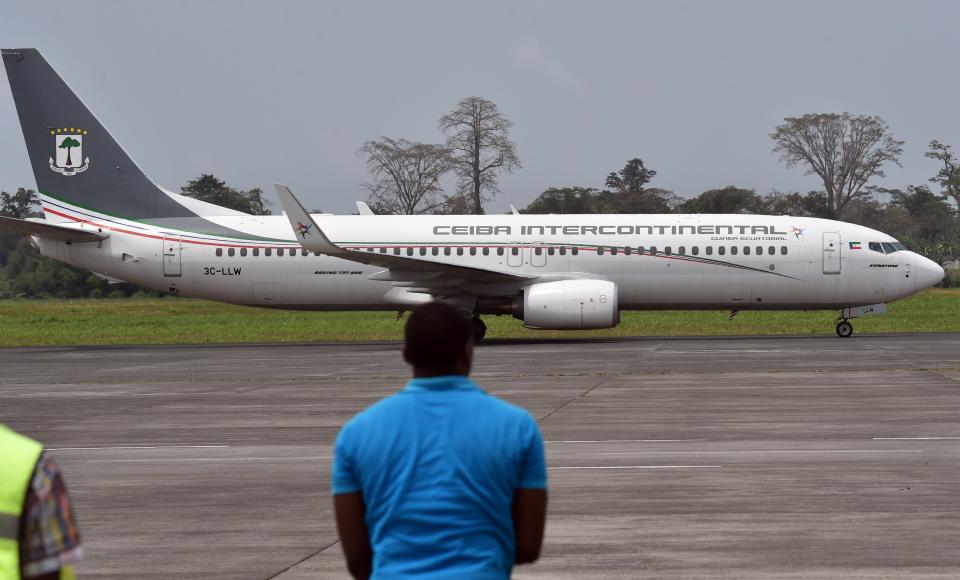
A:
[35,198,941,314]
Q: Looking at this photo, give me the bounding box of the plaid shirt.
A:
[19,452,84,578]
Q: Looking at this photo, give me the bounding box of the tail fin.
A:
[2,48,191,221]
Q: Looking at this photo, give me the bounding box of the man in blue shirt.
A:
[332,303,548,579]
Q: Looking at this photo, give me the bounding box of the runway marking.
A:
[548,465,722,470]
[49,445,230,451]
[546,439,705,443]
[88,456,327,463]
[873,437,960,440]
[592,449,923,455]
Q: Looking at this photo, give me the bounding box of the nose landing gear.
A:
[472,316,487,342]
[835,319,854,338]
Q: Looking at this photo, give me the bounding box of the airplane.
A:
[0,48,945,341]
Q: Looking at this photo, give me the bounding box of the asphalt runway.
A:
[2,333,960,579]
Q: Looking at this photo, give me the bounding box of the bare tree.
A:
[357,137,452,215]
[439,97,521,214]
[770,113,904,218]
[925,140,960,213]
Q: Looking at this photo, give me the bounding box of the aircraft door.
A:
[507,243,523,267]
[822,232,841,274]
[531,242,547,267]
[162,235,182,277]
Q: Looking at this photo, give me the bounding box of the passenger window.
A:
[216,248,223,257]
[511,247,519,256]
[559,247,566,256]
[367,247,374,252]
[650,246,657,255]
[768,246,776,255]
[456,247,463,256]
[624,246,631,256]
[718,246,725,256]
[442,247,450,256]
[535,247,543,256]
[407,248,414,256]
[469,247,477,256]
[381,247,387,254]
[291,249,297,257]
[756,246,763,255]
[548,247,555,255]
[497,247,504,256]
[882,242,896,254]
[609,247,617,256]
[730,246,738,256]
[743,246,750,255]
[692,246,699,256]
[228,248,235,257]
[597,246,605,256]
[637,246,645,255]
[278,249,285,256]
[419,247,426,256]
[394,248,401,255]
[678,246,685,255]
[706,247,713,256]
[265,248,272,257]
[664,246,672,256]
[572,247,579,256]
[483,247,490,256]
[780,246,787,255]
[240,248,247,257]
[253,248,260,257]
[431,247,438,256]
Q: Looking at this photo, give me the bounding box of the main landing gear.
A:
[472,316,487,343]
[835,319,854,338]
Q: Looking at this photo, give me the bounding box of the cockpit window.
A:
[892,242,907,251]
[881,242,897,254]
[868,242,884,253]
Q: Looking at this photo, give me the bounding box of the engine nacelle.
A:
[515,279,620,330]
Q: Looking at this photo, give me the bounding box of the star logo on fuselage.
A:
[791,226,805,239]
[295,222,313,238]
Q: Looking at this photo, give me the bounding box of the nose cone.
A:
[915,255,945,290]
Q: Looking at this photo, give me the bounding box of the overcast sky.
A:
[1,0,957,214]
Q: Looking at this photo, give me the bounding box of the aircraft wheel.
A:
[836,320,854,338]
[472,317,487,343]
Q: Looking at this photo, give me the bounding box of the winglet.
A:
[355,201,374,215]
[273,184,346,256]
[510,204,520,215]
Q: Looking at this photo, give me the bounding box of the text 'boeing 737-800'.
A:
[0,49,945,340]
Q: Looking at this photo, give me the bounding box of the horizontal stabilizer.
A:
[0,215,108,243]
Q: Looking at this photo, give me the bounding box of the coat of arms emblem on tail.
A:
[49,127,89,175]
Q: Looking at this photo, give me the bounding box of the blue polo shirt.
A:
[332,375,547,579]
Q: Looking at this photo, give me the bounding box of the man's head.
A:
[403,303,474,377]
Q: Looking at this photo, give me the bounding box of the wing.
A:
[273,184,532,291]
[0,215,108,243]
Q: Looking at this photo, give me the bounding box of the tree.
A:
[679,186,763,214]
[524,187,607,214]
[605,158,656,194]
[925,140,960,213]
[0,188,41,219]
[180,174,272,215]
[357,137,453,215]
[770,113,904,218]
[58,137,80,166]
[439,97,521,214]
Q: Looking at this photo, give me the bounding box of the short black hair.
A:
[404,303,472,370]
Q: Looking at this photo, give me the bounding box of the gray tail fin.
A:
[2,48,191,221]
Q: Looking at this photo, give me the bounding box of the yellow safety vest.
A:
[0,424,43,580]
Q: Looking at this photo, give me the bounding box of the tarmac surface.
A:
[2,333,960,579]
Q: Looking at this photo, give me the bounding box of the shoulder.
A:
[336,393,407,440]
[479,391,539,427]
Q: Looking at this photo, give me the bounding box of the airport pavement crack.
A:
[265,537,342,580]
[537,375,612,425]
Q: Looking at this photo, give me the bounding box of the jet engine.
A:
[513,279,620,330]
